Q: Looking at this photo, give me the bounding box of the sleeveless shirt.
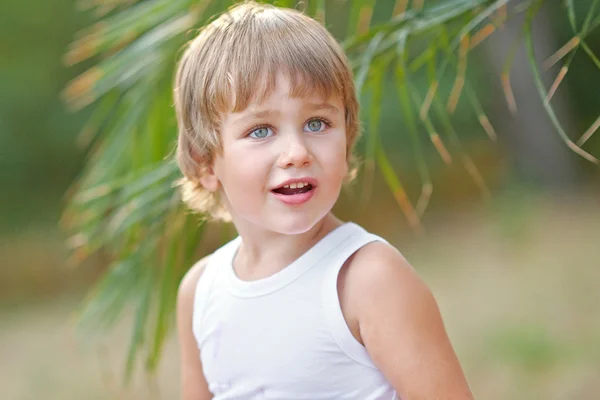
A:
[192,222,398,399]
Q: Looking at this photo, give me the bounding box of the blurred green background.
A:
[1,0,600,399]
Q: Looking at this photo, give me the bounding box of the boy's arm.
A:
[177,256,213,400]
[347,242,474,400]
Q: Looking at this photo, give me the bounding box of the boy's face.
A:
[205,73,348,234]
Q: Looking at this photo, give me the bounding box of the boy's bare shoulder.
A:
[350,240,415,275]
[177,254,212,308]
[344,241,473,398]
[344,240,431,302]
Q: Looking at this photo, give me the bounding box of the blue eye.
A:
[249,126,273,139]
[305,119,327,132]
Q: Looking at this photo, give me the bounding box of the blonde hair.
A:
[174,1,360,220]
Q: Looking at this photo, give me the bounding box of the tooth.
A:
[290,183,297,189]
[284,185,290,188]
[297,183,305,188]
[303,182,309,186]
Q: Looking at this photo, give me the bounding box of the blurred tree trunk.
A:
[483,6,579,188]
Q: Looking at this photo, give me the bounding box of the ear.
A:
[190,147,220,192]
[198,163,219,192]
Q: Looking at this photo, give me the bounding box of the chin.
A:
[229,194,337,236]
[265,209,330,236]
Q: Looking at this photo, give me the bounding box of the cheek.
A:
[320,134,348,177]
[214,146,270,197]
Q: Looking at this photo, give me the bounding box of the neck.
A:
[231,213,343,280]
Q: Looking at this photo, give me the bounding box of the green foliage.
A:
[0,0,93,232]
[62,0,600,378]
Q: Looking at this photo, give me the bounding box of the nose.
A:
[277,133,312,169]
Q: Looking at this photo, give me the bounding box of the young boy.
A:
[175,2,473,399]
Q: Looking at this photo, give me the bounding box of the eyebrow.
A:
[232,102,341,125]
[231,109,279,125]
[305,102,341,114]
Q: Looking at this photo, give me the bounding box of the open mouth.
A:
[271,182,314,195]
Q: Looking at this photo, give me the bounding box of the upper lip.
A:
[271,177,318,190]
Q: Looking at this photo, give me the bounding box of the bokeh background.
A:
[1,0,599,399]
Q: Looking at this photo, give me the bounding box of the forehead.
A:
[222,73,343,128]
[255,72,340,105]
[224,70,344,115]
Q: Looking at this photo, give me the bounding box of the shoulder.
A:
[341,240,437,331]
[177,254,212,315]
[346,240,429,298]
[342,239,474,398]
[177,255,215,399]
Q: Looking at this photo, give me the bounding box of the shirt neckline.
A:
[225,222,359,297]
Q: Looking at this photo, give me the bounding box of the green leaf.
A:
[66,13,194,108]
[581,0,599,34]
[147,216,207,369]
[125,254,156,383]
[76,240,157,330]
[66,0,194,64]
[581,42,600,69]
[565,0,576,31]
[375,140,422,233]
[354,32,386,95]
[524,13,599,164]
[360,53,392,205]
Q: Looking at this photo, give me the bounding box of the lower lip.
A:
[271,187,315,205]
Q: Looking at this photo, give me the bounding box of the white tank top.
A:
[192,222,398,399]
